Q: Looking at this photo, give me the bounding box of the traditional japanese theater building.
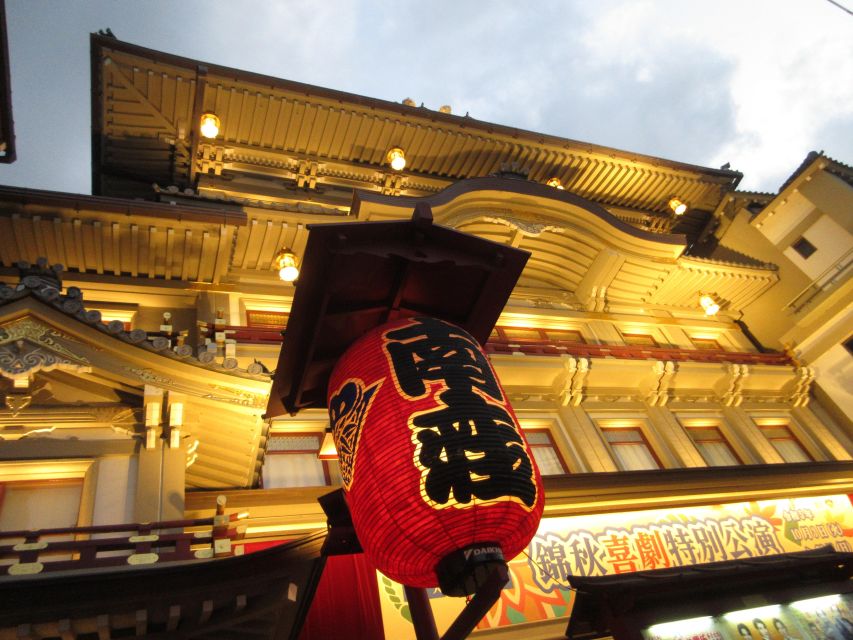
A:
[0,34,851,640]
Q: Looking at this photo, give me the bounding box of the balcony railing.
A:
[484,337,792,366]
[0,497,246,577]
[195,324,792,366]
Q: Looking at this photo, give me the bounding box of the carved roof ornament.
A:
[0,317,91,382]
[0,259,269,381]
[482,215,559,237]
[490,161,530,180]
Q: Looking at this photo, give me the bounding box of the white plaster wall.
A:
[92,455,137,525]
[812,344,853,419]
[783,214,853,282]
[759,190,815,245]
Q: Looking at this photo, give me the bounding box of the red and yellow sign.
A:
[328,316,545,590]
[378,494,853,638]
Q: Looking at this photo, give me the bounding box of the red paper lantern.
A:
[327,316,544,595]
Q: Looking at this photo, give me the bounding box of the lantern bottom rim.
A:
[435,542,507,597]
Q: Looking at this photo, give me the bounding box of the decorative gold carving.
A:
[791,366,815,407]
[560,355,589,407]
[0,318,88,362]
[194,548,214,559]
[127,552,159,565]
[722,363,748,406]
[128,534,159,543]
[125,367,172,385]
[0,318,91,382]
[203,385,267,408]
[648,361,677,407]
[8,562,44,575]
[13,541,48,551]
[5,394,32,416]
[483,215,560,237]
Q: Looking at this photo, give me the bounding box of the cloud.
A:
[2,0,851,194]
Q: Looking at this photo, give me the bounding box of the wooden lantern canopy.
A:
[328,316,544,596]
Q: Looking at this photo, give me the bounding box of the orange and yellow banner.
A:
[378,494,853,638]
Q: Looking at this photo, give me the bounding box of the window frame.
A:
[520,415,584,474]
[752,418,815,463]
[246,310,289,329]
[598,422,663,471]
[690,337,724,351]
[683,424,743,466]
[490,325,586,345]
[0,459,95,532]
[264,416,340,489]
[524,428,569,476]
[620,332,659,347]
[791,236,817,259]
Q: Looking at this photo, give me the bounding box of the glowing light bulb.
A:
[275,249,299,282]
[669,197,688,215]
[387,147,406,171]
[699,294,720,316]
[199,113,221,139]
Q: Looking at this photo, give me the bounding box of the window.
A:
[685,426,741,466]
[544,329,585,344]
[757,423,813,462]
[792,236,817,259]
[263,433,341,488]
[0,480,84,532]
[690,337,723,351]
[601,427,661,471]
[525,430,568,476]
[622,333,658,347]
[491,326,584,343]
[246,310,289,328]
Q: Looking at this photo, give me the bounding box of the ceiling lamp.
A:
[318,431,337,460]
[668,197,688,216]
[699,294,720,316]
[274,249,299,282]
[199,113,221,139]
[386,147,406,171]
[546,177,565,190]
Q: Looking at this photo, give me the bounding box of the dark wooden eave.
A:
[0,531,327,640]
[266,203,530,417]
[567,546,853,640]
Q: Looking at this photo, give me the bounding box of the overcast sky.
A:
[3,0,852,194]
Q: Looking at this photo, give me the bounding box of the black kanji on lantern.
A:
[383,317,536,508]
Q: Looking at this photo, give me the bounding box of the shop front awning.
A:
[566,546,853,640]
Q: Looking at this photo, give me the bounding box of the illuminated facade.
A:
[0,34,851,639]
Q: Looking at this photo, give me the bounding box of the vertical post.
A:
[136,386,164,522]
[162,393,186,520]
[403,586,439,640]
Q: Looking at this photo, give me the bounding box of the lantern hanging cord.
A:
[520,549,581,595]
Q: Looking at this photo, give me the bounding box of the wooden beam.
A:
[96,615,111,640]
[166,605,180,631]
[135,610,147,636]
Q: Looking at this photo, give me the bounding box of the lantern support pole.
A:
[403,563,510,640]
[440,563,509,640]
[403,586,440,640]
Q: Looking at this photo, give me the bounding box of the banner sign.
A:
[377,494,853,638]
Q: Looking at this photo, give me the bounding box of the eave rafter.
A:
[92,36,742,214]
